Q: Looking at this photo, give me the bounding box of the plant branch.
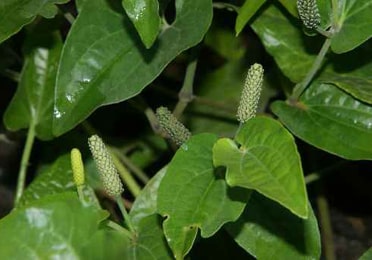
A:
[173,57,198,118]
[111,148,149,184]
[58,6,75,24]
[212,2,239,12]
[290,38,331,101]
[116,196,136,235]
[15,123,36,205]
[107,220,133,239]
[317,190,336,260]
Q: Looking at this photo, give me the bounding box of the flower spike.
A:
[237,63,264,123]
[88,135,123,197]
[297,0,321,30]
[70,148,85,187]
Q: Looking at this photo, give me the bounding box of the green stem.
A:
[77,185,85,202]
[317,190,336,260]
[58,6,75,24]
[111,149,141,197]
[107,220,133,239]
[305,161,348,184]
[173,57,198,119]
[290,38,331,101]
[111,148,149,184]
[116,196,136,235]
[15,123,36,205]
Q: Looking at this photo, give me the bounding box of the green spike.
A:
[70,148,85,187]
[156,106,191,146]
[237,63,264,123]
[297,0,321,30]
[88,135,123,197]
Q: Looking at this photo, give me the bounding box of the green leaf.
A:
[331,1,372,53]
[235,0,265,36]
[213,116,308,218]
[278,0,298,17]
[157,134,251,259]
[18,154,75,208]
[251,4,318,83]
[0,192,109,259]
[122,0,161,48]
[272,83,372,160]
[226,193,321,260]
[126,215,173,259]
[0,0,69,44]
[53,0,212,136]
[4,31,62,140]
[360,247,372,260]
[130,166,167,226]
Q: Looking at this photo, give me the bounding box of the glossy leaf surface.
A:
[0,0,69,43]
[18,154,75,208]
[0,193,108,259]
[54,0,212,136]
[213,116,307,218]
[235,0,265,36]
[226,193,321,260]
[4,31,62,140]
[157,134,251,259]
[122,0,161,48]
[272,83,372,160]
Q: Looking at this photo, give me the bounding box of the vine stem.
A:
[15,122,36,205]
[290,38,331,101]
[173,56,198,118]
[317,190,336,260]
[106,220,133,239]
[116,196,136,235]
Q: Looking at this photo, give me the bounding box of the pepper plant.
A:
[1,0,372,259]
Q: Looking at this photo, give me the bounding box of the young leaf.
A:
[0,0,69,44]
[272,83,372,160]
[157,134,251,259]
[213,116,308,218]
[0,193,109,259]
[122,0,161,48]
[4,31,62,140]
[53,0,212,136]
[226,193,321,260]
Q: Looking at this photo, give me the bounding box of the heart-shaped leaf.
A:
[272,83,372,160]
[213,116,308,218]
[0,0,69,44]
[53,0,212,136]
[4,31,62,140]
[226,193,321,260]
[157,134,251,259]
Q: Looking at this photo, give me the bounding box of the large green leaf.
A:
[157,134,251,259]
[53,0,212,136]
[213,116,308,218]
[272,83,372,160]
[331,1,372,53]
[226,193,321,260]
[130,166,167,225]
[4,31,62,140]
[0,0,69,44]
[360,247,372,260]
[18,154,75,208]
[122,0,161,48]
[251,4,319,83]
[0,192,109,259]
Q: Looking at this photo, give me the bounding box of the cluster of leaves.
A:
[1,0,372,259]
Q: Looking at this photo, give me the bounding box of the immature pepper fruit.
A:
[88,135,123,197]
[156,106,191,146]
[237,63,264,123]
[70,148,85,186]
[297,0,321,30]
